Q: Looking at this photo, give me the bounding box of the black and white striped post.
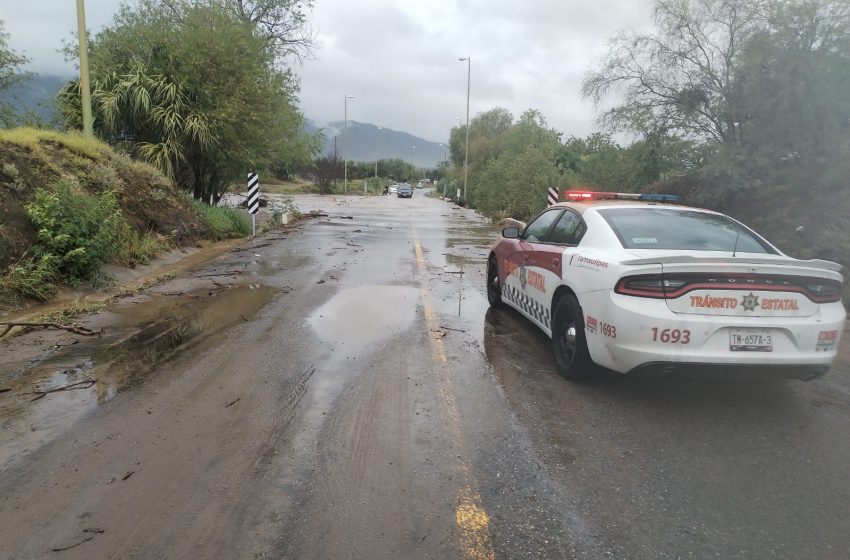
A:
[247,172,260,236]
[547,186,559,207]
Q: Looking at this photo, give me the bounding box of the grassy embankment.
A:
[0,128,250,307]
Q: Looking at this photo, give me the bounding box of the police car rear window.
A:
[597,208,776,253]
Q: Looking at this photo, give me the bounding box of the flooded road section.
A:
[2,192,850,560]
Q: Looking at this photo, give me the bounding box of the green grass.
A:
[187,197,251,240]
[0,127,109,160]
[0,255,59,302]
[112,227,172,268]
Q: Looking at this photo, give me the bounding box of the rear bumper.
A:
[580,291,846,375]
[626,361,830,380]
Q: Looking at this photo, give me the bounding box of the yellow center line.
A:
[414,240,496,560]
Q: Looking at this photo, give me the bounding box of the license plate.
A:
[730,329,773,352]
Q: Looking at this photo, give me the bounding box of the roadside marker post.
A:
[547,186,559,207]
[247,172,260,236]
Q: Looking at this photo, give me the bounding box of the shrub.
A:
[26,179,124,284]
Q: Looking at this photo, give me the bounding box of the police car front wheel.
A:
[487,256,503,308]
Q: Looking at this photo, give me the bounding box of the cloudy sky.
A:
[4,0,655,142]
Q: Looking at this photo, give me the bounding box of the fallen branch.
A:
[439,326,467,333]
[51,528,104,552]
[26,379,97,401]
[51,537,93,553]
[225,397,241,408]
[0,322,101,338]
[346,241,363,247]
[194,270,243,278]
[0,388,10,394]
[443,271,465,275]
[121,471,135,481]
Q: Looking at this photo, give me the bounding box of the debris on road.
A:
[225,398,241,408]
[0,322,101,338]
[121,471,135,481]
[317,279,326,284]
[25,379,98,402]
[439,326,467,333]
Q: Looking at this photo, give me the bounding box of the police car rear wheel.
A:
[487,256,503,308]
[552,294,592,380]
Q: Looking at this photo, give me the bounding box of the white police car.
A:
[487,191,846,380]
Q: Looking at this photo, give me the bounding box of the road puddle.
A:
[0,284,276,470]
[308,284,420,349]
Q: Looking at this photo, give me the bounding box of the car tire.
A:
[551,293,593,380]
[487,256,503,308]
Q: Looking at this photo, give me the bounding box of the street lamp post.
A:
[458,57,471,205]
[343,94,355,194]
[374,126,382,178]
[76,0,94,137]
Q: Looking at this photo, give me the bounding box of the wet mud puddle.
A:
[0,284,276,471]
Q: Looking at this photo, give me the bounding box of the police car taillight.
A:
[616,273,843,303]
[564,190,681,202]
[615,275,684,298]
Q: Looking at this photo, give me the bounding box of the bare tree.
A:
[583,0,768,144]
[229,0,316,61]
[306,155,341,194]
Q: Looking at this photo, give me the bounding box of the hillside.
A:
[305,120,446,168]
[0,129,249,305]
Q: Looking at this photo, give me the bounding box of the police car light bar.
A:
[564,190,681,203]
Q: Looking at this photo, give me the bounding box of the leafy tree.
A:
[0,20,30,126]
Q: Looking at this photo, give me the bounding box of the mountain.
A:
[305,120,447,169]
[1,74,70,123]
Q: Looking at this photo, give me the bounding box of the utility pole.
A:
[76,0,94,137]
[344,94,354,194]
[459,57,471,205]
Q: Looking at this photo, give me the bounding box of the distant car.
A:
[487,190,846,380]
[397,184,413,198]
[389,185,398,194]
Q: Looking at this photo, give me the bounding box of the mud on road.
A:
[1,192,850,560]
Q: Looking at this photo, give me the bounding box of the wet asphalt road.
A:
[2,191,850,559]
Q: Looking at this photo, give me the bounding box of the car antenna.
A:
[732,230,741,257]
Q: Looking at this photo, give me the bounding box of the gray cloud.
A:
[4,0,655,142]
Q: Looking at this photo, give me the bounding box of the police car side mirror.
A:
[502,227,520,239]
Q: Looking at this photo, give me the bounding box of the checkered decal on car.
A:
[503,285,551,329]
